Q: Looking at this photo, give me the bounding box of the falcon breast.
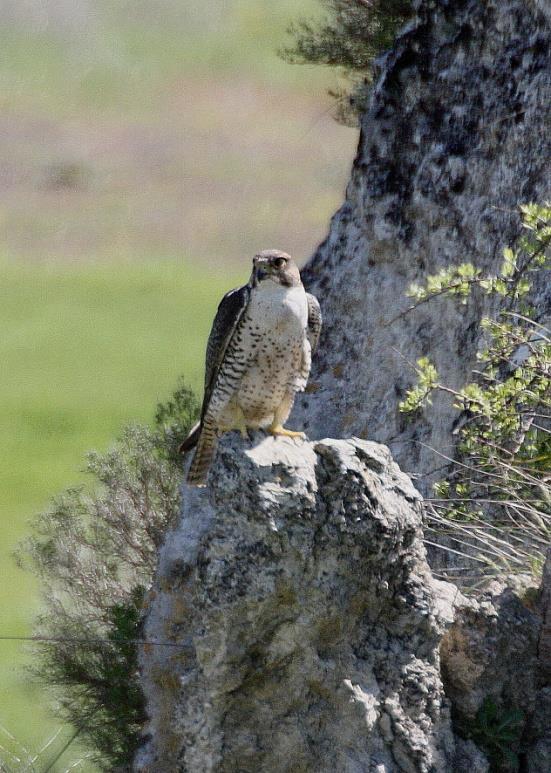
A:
[180,249,321,486]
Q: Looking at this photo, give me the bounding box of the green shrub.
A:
[282,0,413,123]
[17,381,199,769]
[465,698,524,771]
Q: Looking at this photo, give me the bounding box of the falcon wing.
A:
[201,284,251,420]
[306,293,322,353]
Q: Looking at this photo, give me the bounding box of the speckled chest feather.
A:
[212,281,309,427]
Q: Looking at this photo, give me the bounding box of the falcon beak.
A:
[253,257,270,284]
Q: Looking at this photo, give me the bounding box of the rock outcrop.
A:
[135,439,551,771]
[440,552,551,772]
[136,1,551,769]
[295,0,551,491]
[135,436,458,772]
[442,587,541,723]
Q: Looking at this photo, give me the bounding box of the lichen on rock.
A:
[135,436,458,772]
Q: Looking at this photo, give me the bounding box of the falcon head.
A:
[251,249,301,288]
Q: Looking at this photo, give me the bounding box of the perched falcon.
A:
[180,249,321,486]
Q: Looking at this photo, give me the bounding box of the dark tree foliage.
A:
[466,698,524,771]
[282,0,412,123]
[17,380,199,770]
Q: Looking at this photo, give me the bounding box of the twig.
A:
[385,277,483,326]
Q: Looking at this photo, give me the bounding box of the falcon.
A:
[180,250,321,486]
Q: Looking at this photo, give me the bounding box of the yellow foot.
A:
[268,424,305,439]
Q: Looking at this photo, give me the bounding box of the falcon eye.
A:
[273,257,286,269]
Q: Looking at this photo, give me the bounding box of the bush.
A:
[400,203,551,584]
[466,698,524,771]
[282,0,412,123]
[17,381,199,769]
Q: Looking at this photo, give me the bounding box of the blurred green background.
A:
[0,1,355,769]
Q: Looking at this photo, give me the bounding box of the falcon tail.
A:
[187,422,218,486]
[178,421,201,454]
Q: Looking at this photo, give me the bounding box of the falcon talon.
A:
[180,250,321,486]
[268,425,305,439]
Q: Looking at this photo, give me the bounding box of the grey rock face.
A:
[135,436,457,772]
[441,586,541,721]
[453,739,489,773]
[526,687,551,772]
[295,0,551,491]
[440,550,551,768]
[136,2,551,768]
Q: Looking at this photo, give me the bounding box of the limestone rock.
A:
[441,587,541,721]
[526,687,551,772]
[135,436,457,772]
[440,550,551,766]
[295,0,551,491]
[135,1,551,768]
[453,738,490,773]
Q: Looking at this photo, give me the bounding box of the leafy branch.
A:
[391,204,551,324]
[400,202,551,583]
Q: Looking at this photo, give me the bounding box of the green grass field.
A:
[0,1,355,768]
